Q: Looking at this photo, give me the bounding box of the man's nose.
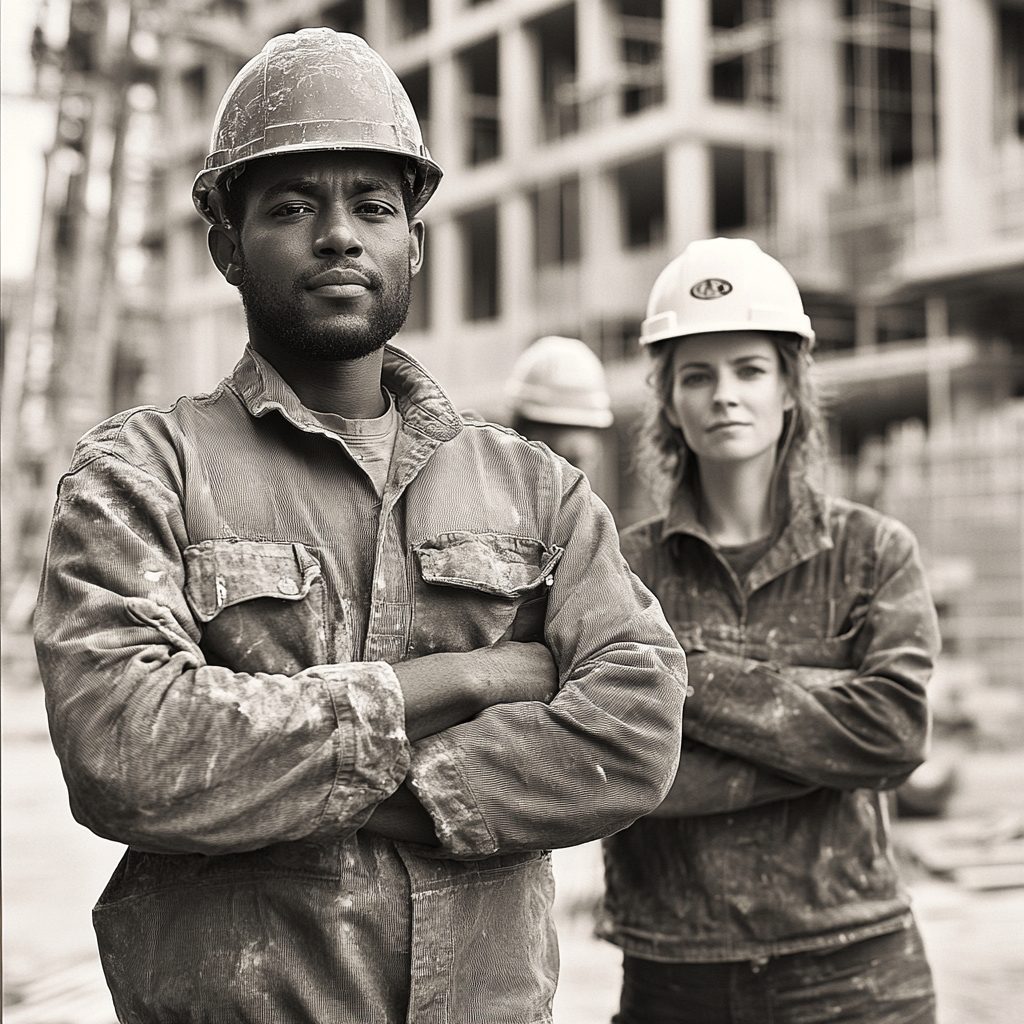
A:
[315,207,363,258]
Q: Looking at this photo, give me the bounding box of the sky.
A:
[1,0,58,280]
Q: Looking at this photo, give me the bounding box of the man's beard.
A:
[236,253,412,361]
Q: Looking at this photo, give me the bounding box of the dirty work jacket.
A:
[600,479,939,963]
[34,345,686,1024]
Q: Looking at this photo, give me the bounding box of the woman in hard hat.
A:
[600,238,939,1023]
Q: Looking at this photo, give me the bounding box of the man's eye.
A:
[273,202,313,217]
[358,201,396,218]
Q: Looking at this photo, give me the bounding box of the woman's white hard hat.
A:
[639,238,815,350]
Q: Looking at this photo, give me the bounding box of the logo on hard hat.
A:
[690,278,733,300]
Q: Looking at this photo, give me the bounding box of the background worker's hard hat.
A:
[639,237,815,350]
[507,336,614,429]
[192,28,442,224]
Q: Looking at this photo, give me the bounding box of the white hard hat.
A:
[507,336,614,429]
[639,238,815,349]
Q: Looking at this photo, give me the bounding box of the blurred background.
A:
[2,1,1023,1022]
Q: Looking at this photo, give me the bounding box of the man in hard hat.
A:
[507,335,615,500]
[34,29,686,1022]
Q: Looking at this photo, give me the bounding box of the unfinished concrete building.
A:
[9,0,1023,686]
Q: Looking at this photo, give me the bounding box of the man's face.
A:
[226,150,423,362]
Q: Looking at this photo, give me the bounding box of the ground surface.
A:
[4,661,1023,1024]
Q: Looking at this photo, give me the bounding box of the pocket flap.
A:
[414,532,563,599]
[184,540,322,623]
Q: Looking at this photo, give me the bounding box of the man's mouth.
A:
[306,269,373,298]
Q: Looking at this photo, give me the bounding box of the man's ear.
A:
[408,219,425,277]
[208,224,242,287]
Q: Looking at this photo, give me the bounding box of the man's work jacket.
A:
[34,345,686,1024]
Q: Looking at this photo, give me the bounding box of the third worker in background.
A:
[507,334,615,500]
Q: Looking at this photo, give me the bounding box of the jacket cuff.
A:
[406,733,498,859]
[309,661,412,838]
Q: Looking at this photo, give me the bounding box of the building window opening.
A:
[712,145,775,232]
[593,318,643,364]
[401,66,430,149]
[533,176,581,266]
[618,153,665,248]
[531,4,578,141]
[710,0,776,105]
[840,0,938,180]
[461,205,500,320]
[320,0,365,34]
[459,37,501,165]
[391,0,430,39]
[998,5,1024,140]
[181,65,207,123]
[617,0,664,116]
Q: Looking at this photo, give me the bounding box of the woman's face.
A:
[665,331,794,468]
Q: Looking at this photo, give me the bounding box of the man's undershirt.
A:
[310,390,399,498]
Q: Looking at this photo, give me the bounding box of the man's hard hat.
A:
[639,238,815,349]
[192,28,442,224]
[507,336,614,429]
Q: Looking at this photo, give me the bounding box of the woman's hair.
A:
[635,331,827,510]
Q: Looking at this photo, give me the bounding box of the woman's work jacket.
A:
[600,477,940,963]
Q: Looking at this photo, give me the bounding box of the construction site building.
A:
[5,0,1024,687]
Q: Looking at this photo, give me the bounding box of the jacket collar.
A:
[661,472,833,590]
[228,344,464,443]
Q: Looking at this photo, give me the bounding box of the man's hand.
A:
[393,641,558,742]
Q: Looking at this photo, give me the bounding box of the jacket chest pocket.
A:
[184,539,328,676]
[410,532,562,654]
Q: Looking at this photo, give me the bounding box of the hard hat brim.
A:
[640,319,816,350]
[192,141,442,224]
[516,401,614,429]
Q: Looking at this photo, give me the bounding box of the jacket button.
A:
[277,578,299,595]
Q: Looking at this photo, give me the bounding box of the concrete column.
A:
[855,304,877,351]
[661,0,709,259]
[431,0,458,34]
[499,190,535,361]
[500,20,532,164]
[427,216,460,384]
[429,54,459,179]
[776,0,844,271]
[925,294,952,431]
[666,141,710,256]
[578,165,619,335]
[936,0,994,246]
[576,0,615,126]
[362,0,388,50]
[662,0,705,128]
